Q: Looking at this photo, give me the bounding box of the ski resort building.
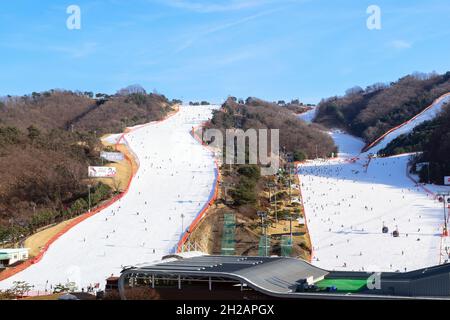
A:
[0,248,29,268]
[117,254,450,300]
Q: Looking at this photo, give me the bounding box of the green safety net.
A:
[220,213,236,255]
[281,235,293,257]
[258,235,270,256]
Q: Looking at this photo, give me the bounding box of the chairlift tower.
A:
[437,192,450,237]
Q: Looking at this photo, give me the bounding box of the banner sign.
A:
[100,151,124,162]
[445,176,450,186]
[88,166,117,178]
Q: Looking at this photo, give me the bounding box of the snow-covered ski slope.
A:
[297,96,450,272]
[298,106,317,123]
[299,154,446,272]
[364,93,450,155]
[0,105,219,291]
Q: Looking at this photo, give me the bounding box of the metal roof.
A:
[121,255,329,294]
[381,263,450,281]
[119,255,450,300]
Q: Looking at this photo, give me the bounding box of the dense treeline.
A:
[73,93,173,134]
[230,165,261,206]
[377,120,439,157]
[0,87,174,243]
[0,91,93,131]
[207,97,337,160]
[315,72,450,143]
[411,107,450,184]
[0,89,174,135]
[0,125,111,243]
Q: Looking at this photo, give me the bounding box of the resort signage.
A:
[100,151,124,162]
[88,166,117,178]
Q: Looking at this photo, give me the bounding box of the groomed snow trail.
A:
[298,106,317,123]
[0,105,219,291]
[299,154,445,272]
[297,99,450,272]
[364,94,450,155]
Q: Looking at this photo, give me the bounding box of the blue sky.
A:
[1,0,450,103]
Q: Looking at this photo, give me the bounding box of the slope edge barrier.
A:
[362,93,450,153]
[0,107,180,282]
[176,124,221,253]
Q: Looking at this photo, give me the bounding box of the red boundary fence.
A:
[176,124,221,253]
[295,93,450,265]
[0,109,180,282]
[405,164,450,264]
[295,162,314,263]
[362,93,450,153]
[405,162,436,197]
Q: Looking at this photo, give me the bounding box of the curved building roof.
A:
[120,255,328,294]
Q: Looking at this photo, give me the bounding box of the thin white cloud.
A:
[389,40,412,50]
[158,0,273,13]
[49,42,98,58]
[0,38,98,59]
[174,7,283,53]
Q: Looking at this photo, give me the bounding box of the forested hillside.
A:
[313,72,450,184]
[0,87,174,244]
[0,91,93,131]
[0,88,174,134]
[381,106,450,184]
[392,107,450,184]
[377,120,439,157]
[315,72,450,143]
[207,97,337,161]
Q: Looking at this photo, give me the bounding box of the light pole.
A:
[289,216,293,242]
[267,182,278,223]
[222,182,234,205]
[274,191,278,223]
[257,211,268,256]
[223,183,229,204]
[257,211,265,232]
[181,213,185,235]
[287,164,294,204]
[87,184,92,213]
[263,222,269,257]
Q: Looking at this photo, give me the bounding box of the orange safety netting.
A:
[0,110,180,282]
